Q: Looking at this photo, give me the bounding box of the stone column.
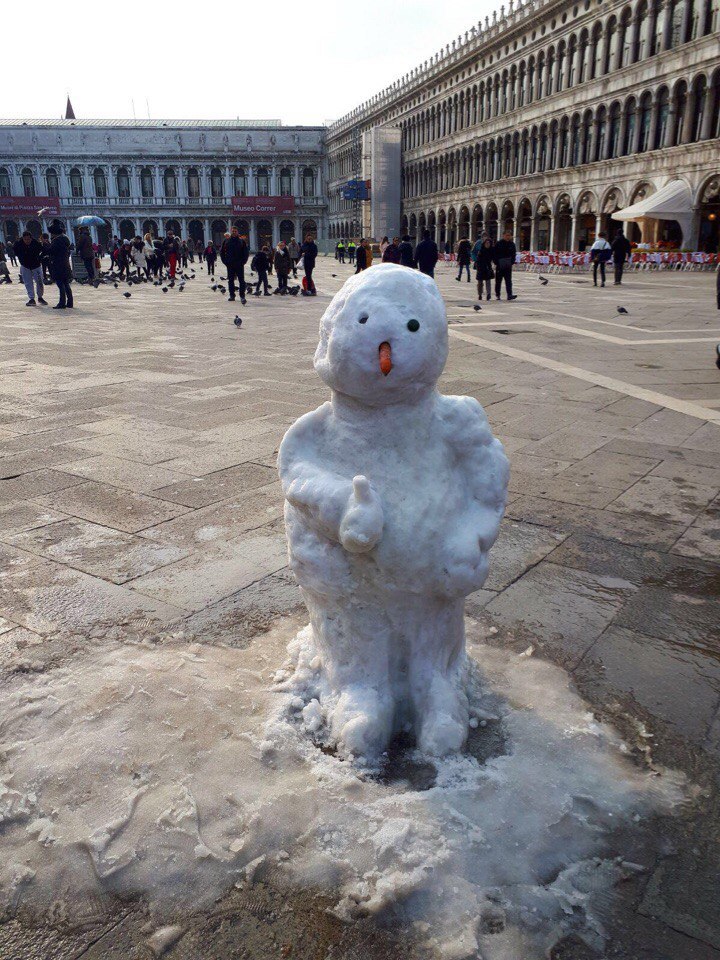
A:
[204,217,212,243]
[529,216,537,251]
[512,217,520,248]
[680,0,693,41]
[609,29,621,72]
[664,102,676,147]
[246,166,254,195]
[680,89,697,143]
[700,91,714,140]
[662,1,673,49]
[270,167,278,195]
[618,110,629,156]
[629,16,641,63]
[631,107,643,153]
[595,214,602,239]
[154,166,163,200]
[648,95,660,151]
[548,215,556,251]
[224,167,232,199]
[570,214,578,251]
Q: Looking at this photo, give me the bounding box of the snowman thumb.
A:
[352,475,371,502]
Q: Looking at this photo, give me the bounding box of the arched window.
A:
[591,24,604,78]
[638,92,653,150]
[692,75,707,140]
[567,37,577,87]
[537,52,545,98]
[539,124,548,171]
[619,10,633,66]
[279,167,292,196]
[187,167,200,198]
[233,167,246,196]
[302,167,315,199]
[140,167,154,198]
[608,103,621,157]
[582,112,593,162]
[556,43,566,92]
[69,167,83,198]
[604,18,617,74]
[579,31,590,82]
[596,106,608,159]
[571,115,581,164]
[163,167,177,198]
[210,167,224,198]
[21,167,35,196]
[655,87,670,147]
[560,117,570,166]
[256,167,269,196]
[0,167,10,196]
[623,98,637,153]
[673,81,687,143]
[670,0,686,44]
[117,167,130,198]
[546,49,556,96]
[93,167,107,198]
[45,168,59,197]
[637,2,650,58]
[549,121,559,168]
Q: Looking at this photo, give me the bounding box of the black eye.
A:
[407,319,420,332]
[358,314,368,324]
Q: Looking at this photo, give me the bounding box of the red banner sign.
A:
[231,196,295,216]
[0,197,61,217]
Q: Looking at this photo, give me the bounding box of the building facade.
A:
[326,0,720,251]
[0,120,327,249]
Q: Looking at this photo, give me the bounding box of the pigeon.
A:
[332,274,337,278]
[123,292,131,298]
[37,206,51,217]
[219,276,227,281]
[473,304,482,311]
[289,286,299,296]
[538,276,549,285]
[234,316,242,327]
[211,284,218,291]
[162,286,168,293]
[617,306,629,315]
[178,284,185,292]
[113,282,119,289]
[210,276,215,282]
[218,285,226,294]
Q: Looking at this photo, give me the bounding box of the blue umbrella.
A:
[75,215,107,227]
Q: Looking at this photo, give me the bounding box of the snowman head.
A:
[314,264,448,405]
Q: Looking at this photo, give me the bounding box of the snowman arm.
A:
[278,409,353,541]
[442,396,510,549]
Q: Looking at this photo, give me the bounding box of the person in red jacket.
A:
[163,230,181,279]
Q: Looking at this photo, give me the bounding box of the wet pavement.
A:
[0,258,719,959]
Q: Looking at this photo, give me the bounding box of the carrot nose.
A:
[379,341,392,376]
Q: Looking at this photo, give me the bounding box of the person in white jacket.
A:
[589,231,612,287]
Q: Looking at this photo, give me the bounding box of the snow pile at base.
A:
[0,621,689,958]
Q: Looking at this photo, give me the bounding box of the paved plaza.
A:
[0,258,719,960]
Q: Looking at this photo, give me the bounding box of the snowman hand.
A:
[339,475,384,554]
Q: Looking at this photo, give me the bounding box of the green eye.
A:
[407,319,420,332]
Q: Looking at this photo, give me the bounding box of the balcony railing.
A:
[55,195,327,208]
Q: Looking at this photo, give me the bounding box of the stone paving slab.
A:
[1,260,720,958]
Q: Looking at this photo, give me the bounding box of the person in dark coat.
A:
[474,238,495,301]
[414,230,439,278]
[382,237,402,264]
[76,227,95,282]
[221,227,250,302]
[492,231,518,300]
[456,237,472,282]
[47,221,73,309]
[251,246,272,295]
[398,235,415,268]
[274,241,292,293]
[355,239,368,273]
[204,242,217,275]
[300,234,318,295]
[611,229,632,286]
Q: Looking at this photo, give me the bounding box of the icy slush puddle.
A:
[0,619,690,959]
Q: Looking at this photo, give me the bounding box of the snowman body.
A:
[278,264,508,759]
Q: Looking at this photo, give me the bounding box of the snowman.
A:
[278,264,509,760]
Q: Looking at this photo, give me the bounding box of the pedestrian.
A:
[492,230,518,300]
[475,237,495,302]
[186,238,195,263]
[47,220,73,309]
[354,240,367,273]
[180,240,188,269]
[274,240,292,294]
[0,242,12,284]
[364,239,373,269]
[131,237,147,277]
[197,241,204,264]
[337,238,345,263]
[117,240,132,280]
[40,233,52,283]
[14,230,46,306]
[347,239,356,264]
[300,233,318,295]
[76,227,95,282]
[611,229,632,286]
[382,236,401,263]
[163,230,180,279]
[398,234,415,268]
[251,245,272,295]
[379,236,390,258]
[414,230,439,278]
[143,233,156,278]
[205,241,217,275]
[288,237,300,278]
[456,236,472,282]
[221,226,249,303]
[590,232,612,287]
[7,240,18,267]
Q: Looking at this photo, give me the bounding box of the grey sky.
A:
[5,1,496,126]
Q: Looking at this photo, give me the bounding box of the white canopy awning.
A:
[614,180,693,238]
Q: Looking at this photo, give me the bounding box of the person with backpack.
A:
[300,233,318,295]
[398,235,415,268]
[590,231,612,287]
[492,231,518,301]
[76,227,95,282]
[221,227,250,303]
[611,229,632,286]
[251,246,272,295]
[288,237,300,278]
[205,241,217,275]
